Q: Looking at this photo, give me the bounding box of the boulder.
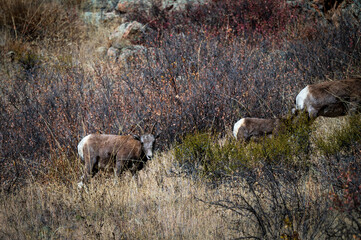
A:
[118,45,147,63]
[161,0,206,11]
[82,0,118,12]
[107,47,120,61]
[96,46,109,58]
[82,12,103,24]
[115,0,206,14]
[109,21,148,49]
[116,0,152,14]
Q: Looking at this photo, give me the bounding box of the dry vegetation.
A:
[0,152,233,239]
[0,0,361,239]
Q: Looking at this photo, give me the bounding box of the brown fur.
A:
[234,118,286,142]
[79,134,155,184]
[296,77,361,118]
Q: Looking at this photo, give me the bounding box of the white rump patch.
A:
[77,181,84,189]
[295,86,310,110]
[233,118,245,139]
[77,135,91,159]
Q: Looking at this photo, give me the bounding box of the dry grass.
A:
[0,151,238,239]
[0,0,85,41]
[312,116,349,137]
[1,140,355,239]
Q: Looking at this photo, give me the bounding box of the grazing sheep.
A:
[293,77,361,119]
[77,133,157,188]
[233,117,286,142]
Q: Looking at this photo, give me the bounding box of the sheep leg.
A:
[115,157,125,178]
[129,159,143,175]
[78,155,97,189]
[307,106,318,119]
[84,156,97,182]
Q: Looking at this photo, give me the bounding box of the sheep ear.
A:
[132,134,140,141]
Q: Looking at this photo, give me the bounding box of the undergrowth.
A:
[0,0,84,43]
[174,114,361,180]
[174,113,314,180]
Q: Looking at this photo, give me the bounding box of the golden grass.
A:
[0,151,238,239]
[312,116,349,138]
[1,117,359,239]
[0,142,345,239]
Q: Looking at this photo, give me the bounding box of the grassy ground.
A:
[0,151,236,239]
[1,116,360,239]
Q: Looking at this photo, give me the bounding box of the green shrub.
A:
[174,115,313,179]
[228,114,312,168]
[174,132,214,177]
[17,50,42,71]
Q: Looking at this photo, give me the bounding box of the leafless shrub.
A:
[203,161,349,239]
[1,17,361,189]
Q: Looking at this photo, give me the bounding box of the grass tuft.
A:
[314,114,361,156]
[0,0,85,43]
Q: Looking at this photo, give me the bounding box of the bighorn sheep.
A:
[77,133,158,187]
[293,77,361,119]
[233,117,287,142]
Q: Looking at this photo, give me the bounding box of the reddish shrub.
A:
[128,0,297,39]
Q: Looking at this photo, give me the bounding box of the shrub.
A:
[0,0,84,42]
[174,132,247,179]
[316,145,361,238]
[174,132,215,177]
[129,0,296,40]
[173,114,313,180]
[330,163,361,213]
[205,162,335,239]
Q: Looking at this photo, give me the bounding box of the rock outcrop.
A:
[82,0,360,62]
[105,21,150,62]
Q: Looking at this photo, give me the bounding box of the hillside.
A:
[0,0,361,239]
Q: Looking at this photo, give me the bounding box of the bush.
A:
[174,132,215,178]
[129,0,296,39]
[0,0,84,42]
[316,144,361,238]
[173,114,313,180]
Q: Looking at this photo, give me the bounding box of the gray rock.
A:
[107,47,120,61]
[82,0,118,11]
[109,21,148,49]
[116,0,207,13]
[116,0,152,13]
[161,0,206,11]
[96,46,109,58]
[118,45,147,63]
[104,11,119,21]
[83,12,103,24]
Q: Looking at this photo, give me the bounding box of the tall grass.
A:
[1,127,360,239]
[0,0,84,42]
[0,153,237,239]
